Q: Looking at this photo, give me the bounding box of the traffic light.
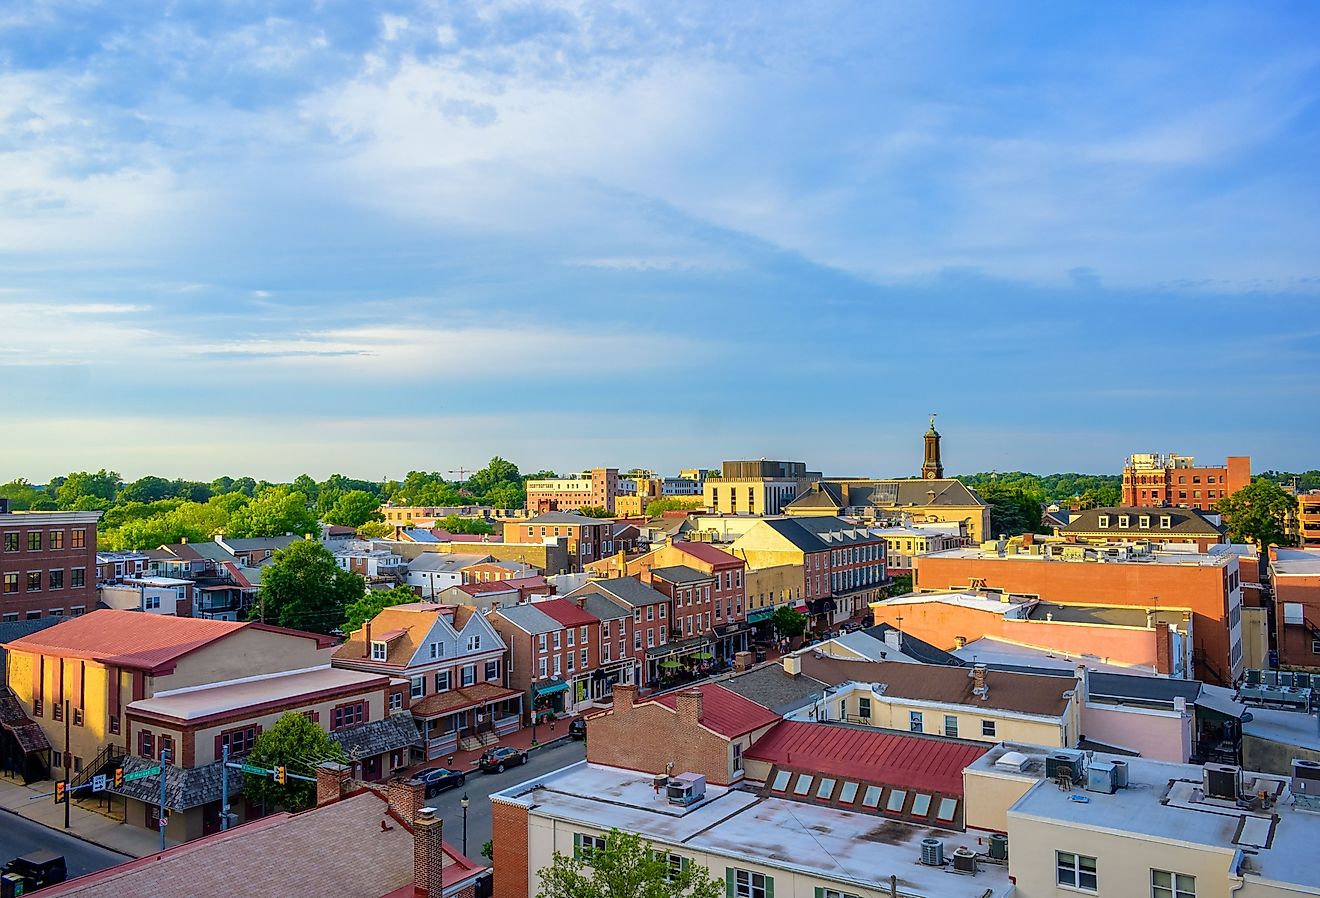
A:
[114,767,124,788]
[55,782,66,804]
[274,766,286,785]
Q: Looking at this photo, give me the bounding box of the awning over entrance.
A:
[746,608,774,623]
[411,683,522,719]
[533,679,569,698]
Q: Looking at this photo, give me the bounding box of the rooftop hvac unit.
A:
[988,833,1008,861]
[1045,750,1085,784]
[1086,760,1118,795]
[666,773,706,806]
[1292,759,1320,796]
[1279,688,1312,710]
[920,838,944,866]
[1204,764,1240,801]
[1239,684,1263,703]
[1112,760,1130,789]
[1244,669,1262,687]
[1262,670,1279,687]
[951,847,978,874]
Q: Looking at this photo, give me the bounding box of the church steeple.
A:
[922,413,944,479]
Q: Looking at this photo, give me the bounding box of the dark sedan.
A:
[416,766,467,797]
[478,746,529,774]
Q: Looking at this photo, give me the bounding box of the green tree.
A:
[484,481,526,510]
[0,479,44,511]
[535,828,723,898]
[357,520,394,539]
[254,539,364,634]
[884,573,913,597]
[434,514,495,535]
[325,490,384,528]
[1216,478,1298,551]
[771,606,807,639]
[978,483,1049,537]
[467,456,521,496]
[292,474,321,502]
[55,469,121,508]
[645,498,703,517]
[242,712,348,812]
[342,584,418,636]
[226,485,319,538]
[117,475,175,504]
[577,506,612,518]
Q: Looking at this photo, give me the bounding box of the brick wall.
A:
[492,798,530,898]
[585,685,735,785]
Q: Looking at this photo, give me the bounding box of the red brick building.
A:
[525,468,621,514]
[915,546,1244,685]
[1270,549,1320,670]
[1,509,101,621]
[489,598,620,719]
[1122,453,1251,510]
[505,512,613,572]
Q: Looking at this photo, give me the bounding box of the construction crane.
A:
[448,468,473,482]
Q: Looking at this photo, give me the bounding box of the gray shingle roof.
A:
[1062,507,1224,536]
[787,479,987,513]
[108,756,242,811]
[404,553,492,573]
[649,565,712,585]
[716,664,828,715]
[579,594,631,621]
[569,577,668,608]
[331,713,421,760]
[492,603,561,635]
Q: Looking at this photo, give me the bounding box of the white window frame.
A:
[732,868,769,898]
[1057,851,1098,892]
[370,641,387,661]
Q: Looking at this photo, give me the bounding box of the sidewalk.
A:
[0,774,174,858]
[399,713,583,777]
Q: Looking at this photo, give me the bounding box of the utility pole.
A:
[221,744,229,832]
[159,746,170,851]
[63,700,70,830]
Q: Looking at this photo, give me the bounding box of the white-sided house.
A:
[99,576,194,616]
[330,602,522,759]
[403,553,493,597]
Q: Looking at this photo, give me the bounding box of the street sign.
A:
[92,774,107,792]
[239,763,267,775]
[124,766,162,782]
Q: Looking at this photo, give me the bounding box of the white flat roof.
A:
[1003,744,1319,888]
[953,638,1151,676]
[495,762,1011,898]
[1271,548,1320,576]
[128,666,385,722]
[880,590,1031,616]
[925,548,1231,567]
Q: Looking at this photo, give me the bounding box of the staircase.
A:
[70,742,124,791]
[458,717,502,751]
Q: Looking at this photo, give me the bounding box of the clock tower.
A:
[922,414,944,480]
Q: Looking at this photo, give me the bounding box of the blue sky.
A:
[2,1,1318,481]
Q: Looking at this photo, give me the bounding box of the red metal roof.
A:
[533,598,598,629]
[1,609,248,672]
[745,720,987,795]
[458,575,548,595]
[672,541,743,568]
[649,683,780,738]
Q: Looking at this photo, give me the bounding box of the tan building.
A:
[703,460,819,516]
[786,478,991,543]
[526,469,621,514]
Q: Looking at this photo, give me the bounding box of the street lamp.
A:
[460,793,470,856]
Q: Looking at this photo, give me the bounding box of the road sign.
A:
[92,774,107,792]
[239,763,268,775]
[124,766,162,782]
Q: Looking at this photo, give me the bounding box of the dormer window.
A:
[1118,515,1130,528]
[466,635,481,652]
[1138,515,1150,529]
[371,641,387,661]
[1160,515,1172,529]
[1098,515,1110,528]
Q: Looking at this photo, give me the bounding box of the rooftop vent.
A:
[994,751,1030,772]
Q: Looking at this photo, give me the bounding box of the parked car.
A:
[2,850,67,889]
[478,746,529,774]
[569,717,586,740]
[416,766,466,797]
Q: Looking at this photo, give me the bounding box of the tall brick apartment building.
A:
[1121,453,1251,510]
[0,505,101,621]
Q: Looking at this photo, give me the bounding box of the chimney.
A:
[675,689,704,727]
[972,664,988,699]
[364,621,373,658]
[783,653,801,677]
[1074,664,1089,702]
[315,761,353,807]
[576,596,587,609]
[387,776,425,827]
[883,628,903,651]
[1154,620,1173,675]
[613,683,637,714]
[1021,532,1033,547]
[180,536,188,544]
[413,807,445,898]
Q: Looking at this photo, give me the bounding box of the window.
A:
[389,692,403,711]
[659,605,666,619]
[109,714,119,734]
[634,632,642,650]
[771,769,792,791]
[816,777,836,799]
[139,730,155,759]
[861,785,883,808]
[485,659,499,681]
[575,834,607,859]
[943,715,958,737]
[821,889,861,898]
[981,719,996,737]
[885,789,907,812]
[467,634,482,651]
[538,657,548,678]
[461,664,476,687]
[3,533,16,552]
[411,676,425,699]
[49,531,63,549]
[1139,516,1150,528]
[936,797,958,822]
[567,628,575,647]
[730,869,770,898]
[910,793,931,816]
[1151,869,1195,898]
[331,701,367,731]
[1056,852,1097,891]
[909,711,922,732]
[566,652,575,673]
[435,669,452,692]
[1118,515,1130,527]
[73,708,83,726]
[792,774,814,795]
[28,531,41,551]
[26,571,40,592]
[70,568,84,589]
[371,641,387,661]
[2,573,16,594]
[538,633,548,652]
[579,648,587,669]
[219,725,258,757]
[144,594,160,610]
[429,642,442,659]
[553,631,561,649]
[665,854,689,883]
[733,742,743,772]
[48,569,63,590]
[1160,515,1172,529]
[837,781,858,803]
[647,606,654,621]
[1098,515,1110,528]
[857,697,871,719]
[71,529,85,549]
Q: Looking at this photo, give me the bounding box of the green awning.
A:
[534,680,569,697]
[746,608,773,623]
[689,652,714,661]
[659,660,683,670]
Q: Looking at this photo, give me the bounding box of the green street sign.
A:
[239,763,268,775]
[123,766,162,782]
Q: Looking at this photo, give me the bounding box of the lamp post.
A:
[529,680,538,747]
[460,793,470,856]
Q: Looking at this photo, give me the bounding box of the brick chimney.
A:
[675,689,704,727]
[1073,664,1089,702]
[1154,620,1173,675]
[613,683,636,714]
[413,806,445,897]
[387,776,425,826]
[315,761,353,807]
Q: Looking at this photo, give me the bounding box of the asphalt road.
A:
[420,738,586,864]
[0,810,131,880]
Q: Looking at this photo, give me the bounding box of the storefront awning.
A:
[746,608,774,623]
[534,679,569,697]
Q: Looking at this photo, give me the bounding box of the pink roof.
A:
[222,561,255,589]
[650,683,780,738]
[744,720,987,795]
[458,576,547,595]
[673,541,743,568]
[533,598,598,628]
[2,609,247,672]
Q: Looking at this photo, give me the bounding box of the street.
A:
[421,738,586,864]
[0,809,131,880]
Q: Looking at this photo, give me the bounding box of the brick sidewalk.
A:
[0,774,174,858]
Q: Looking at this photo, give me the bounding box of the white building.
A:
[98,576,193,615]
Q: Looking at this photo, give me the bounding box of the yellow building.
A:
[703,460,819,516]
